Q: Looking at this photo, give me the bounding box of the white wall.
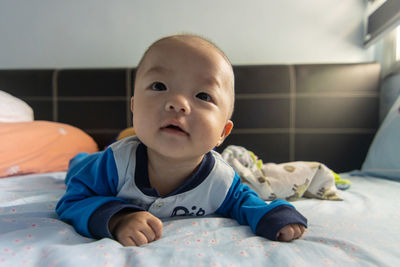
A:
[0,0,374,68]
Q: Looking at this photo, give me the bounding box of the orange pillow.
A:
[0,121,98,178]
[116,127,136,140]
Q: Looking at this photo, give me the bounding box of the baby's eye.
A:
[151,82,167,91]
[196,92,212,102]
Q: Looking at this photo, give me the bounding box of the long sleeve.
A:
[216,173,307,241]
[55,149,138,238]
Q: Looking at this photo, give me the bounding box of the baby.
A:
[56,34,307,246]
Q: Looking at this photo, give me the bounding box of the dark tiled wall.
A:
[0,63,380,172]
[0,68,133,148]
[218,63,381,172]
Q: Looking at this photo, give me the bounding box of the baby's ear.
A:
[130,97,134,112]
[216,120,233,147]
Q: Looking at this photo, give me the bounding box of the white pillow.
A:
[0,90,34,122]
[362,95,400,181]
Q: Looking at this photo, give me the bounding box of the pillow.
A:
[116,127,136,141]
[0,121,98,178]
[379,73,400,123]
[0,90,34,122]
[361,95,400,180]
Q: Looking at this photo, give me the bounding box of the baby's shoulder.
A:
[211,150,234,169]
[209,150,236,181]
[109,136,141,167]
[110,136,140,152]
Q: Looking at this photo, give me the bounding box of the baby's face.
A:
[132,37,234,160]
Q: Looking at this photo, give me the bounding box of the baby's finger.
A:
[130,231,149,246]
[299,225,306,237]
[277,227,294,242]
[118,235,137,247]
[140,226,156,242]
[147,217,163,240]
[292,224,302,239]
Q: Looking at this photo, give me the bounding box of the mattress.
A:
[0,172,399,267]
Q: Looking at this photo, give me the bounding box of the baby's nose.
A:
[165,95,191,114]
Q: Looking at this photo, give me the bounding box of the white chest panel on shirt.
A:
[110,137,235,218]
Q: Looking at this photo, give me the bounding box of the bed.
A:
[1,63,400,267]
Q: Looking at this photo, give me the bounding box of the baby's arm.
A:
[217,174,307,242]
[109,210,163,246]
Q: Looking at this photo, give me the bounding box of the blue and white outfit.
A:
[56,136,307,241]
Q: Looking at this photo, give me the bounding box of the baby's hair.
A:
[135,34,232,76]
[134,34,235,119]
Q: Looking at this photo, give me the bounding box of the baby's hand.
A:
[277,224,305,242]
[109,211,163,246]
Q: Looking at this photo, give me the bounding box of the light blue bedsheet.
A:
[0,172,399,267]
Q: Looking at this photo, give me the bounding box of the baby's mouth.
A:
[162,124,189,136]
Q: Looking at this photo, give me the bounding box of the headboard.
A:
[0,63,381,172]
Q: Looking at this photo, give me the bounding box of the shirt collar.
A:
[135,142,215,197]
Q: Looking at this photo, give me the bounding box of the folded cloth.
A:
[221,145,344,201]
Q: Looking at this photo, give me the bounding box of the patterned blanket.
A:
[221,146,350,201]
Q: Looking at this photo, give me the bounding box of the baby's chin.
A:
[147,143,206,162]
[137,133,212,159]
